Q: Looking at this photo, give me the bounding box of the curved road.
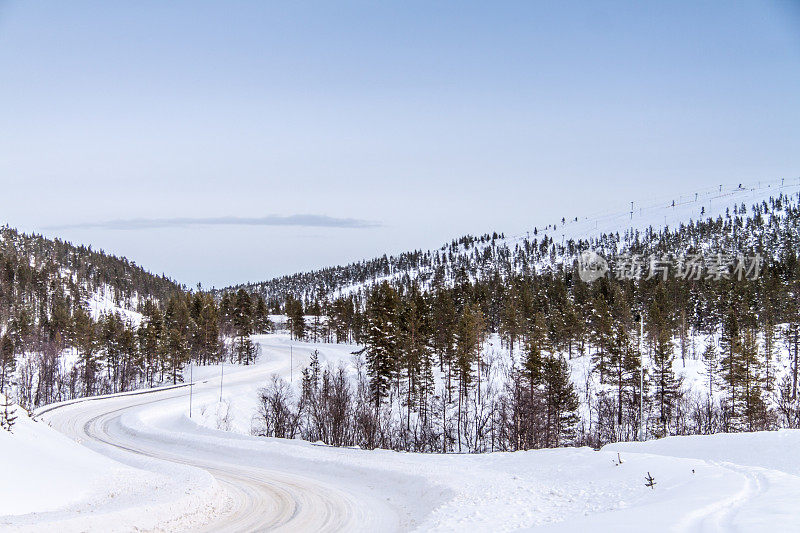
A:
[38,383,402,532]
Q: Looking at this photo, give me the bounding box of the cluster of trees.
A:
[219,289,271,364]
[3,287,277,410]
[228,232,506,308]
[255,282,581,452]
[0,227,182,409]
[0,223,278,411]
[252,193,800,450]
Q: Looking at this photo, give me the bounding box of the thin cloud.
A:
[46,214,382,230]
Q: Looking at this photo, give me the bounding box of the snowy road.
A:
[38,380,403,532]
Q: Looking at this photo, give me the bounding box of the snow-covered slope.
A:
[85,285,144,325]
[0,393,223,532]
[237,177,800,303]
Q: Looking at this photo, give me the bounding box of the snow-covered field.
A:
[2,334,799,531]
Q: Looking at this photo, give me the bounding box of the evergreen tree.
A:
[762,319,777,395]
[591,295,615,384]
[0,393,16,432]
[454,303,484,451]
[285,295,306,340]
[720,310,745,430]
[0,334,14,393]
[252,295,272,334]
[651,328,681,437]
[397,286,433,429]
[138,301,164,385]
[233,289,256,364]
[72,306,98,395]
[363,283,399,411]
[740,328,768,431]
[606,323,638,431]
[163,294,191,382]
[541,355,580,446]
[700,336,717,398]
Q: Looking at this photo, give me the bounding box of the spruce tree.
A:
[233,289,256,364]
[740,328,768,431]
[253,295,272,334]
[454,303,484,451]
[0,393,16,432]
[138,301,164,385]
[720,310,745,430]
[651,328,681,437]
[164,294,191,382]
[701,336,717,399]
[363,282,400,411]
[542,355,580,446]
[72,306,98,395]
[397,286,433,430]
[0,334,15,394]
[285,295,306,340]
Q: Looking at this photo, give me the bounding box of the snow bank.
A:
[1,393,226,532]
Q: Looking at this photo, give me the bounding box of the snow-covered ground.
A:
[3,334,799,531]
[0,393,224,532]
[85,286,143,325]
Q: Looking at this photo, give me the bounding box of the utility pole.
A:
[638,312,644,441]
[189,360,194,418]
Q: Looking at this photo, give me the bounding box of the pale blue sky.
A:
[1,1,798,287]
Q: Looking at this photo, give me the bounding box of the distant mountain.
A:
[228,178,800,307]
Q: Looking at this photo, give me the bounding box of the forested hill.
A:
[0,224,270,411]
[0,225,183,314]
[224,180,800,450]
[227,180,800,309]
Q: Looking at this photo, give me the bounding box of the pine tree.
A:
[0,394,16,432]
[233,289,256,364]
[591,295,615,384]
[363,282,400,411]
[522,314,546,398]
[72,306,98,395]
[606,323,637,431]
[397,286,433,431]
[138,301,164,385]
[285,295,306,340]
[454,303,484,451]
[0,334,15,394]
[700,336,717,399]
[651,328,681,437]
[252,295,272,334]
[762,320,777,395]
[541,355,580,446]
[430,289,456,400]
[100,312,125,392]
[163,294,191,382]
[740,328,768,431]
[720,310,745,430]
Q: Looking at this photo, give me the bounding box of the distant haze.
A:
[1,1,798,287]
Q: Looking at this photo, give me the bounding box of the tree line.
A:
[1,279,272,409]
[252,193,800,451]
